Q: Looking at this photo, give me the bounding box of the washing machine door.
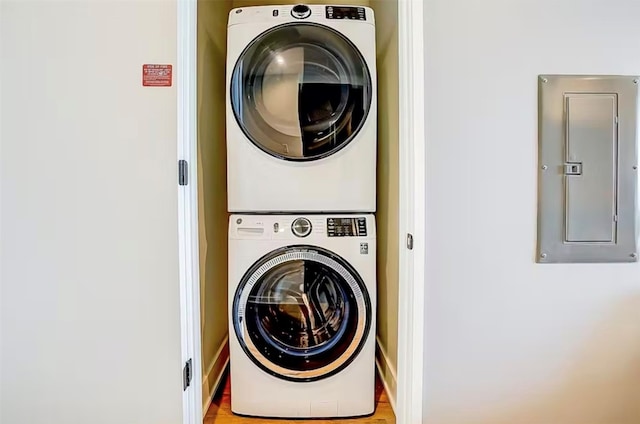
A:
[230,23,372,161]
[233,246,372,382]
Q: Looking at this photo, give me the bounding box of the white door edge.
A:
[177,1,203,424]
[177,0,427,422]
[397,0,426,423]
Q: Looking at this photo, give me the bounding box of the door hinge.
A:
[183,358,192,391]
[178,160,188,186]
[407,233,414,250]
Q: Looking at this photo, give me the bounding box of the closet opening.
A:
[193,1,400,422]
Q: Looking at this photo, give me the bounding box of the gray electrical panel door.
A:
[537,75,638,263]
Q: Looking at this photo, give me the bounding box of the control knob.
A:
[291,4,311,19]
[291,217,312,237]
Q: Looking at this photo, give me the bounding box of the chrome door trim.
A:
[233,246,371,381]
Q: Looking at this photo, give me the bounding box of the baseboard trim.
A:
[202,336,230,414]
[375,337,397,414]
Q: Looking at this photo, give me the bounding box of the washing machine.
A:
[226,4,377,213]
[228,214,376,418]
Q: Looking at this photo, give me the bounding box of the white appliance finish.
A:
[228,214,376,418]
[226,4,378,212]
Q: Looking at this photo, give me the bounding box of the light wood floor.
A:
[204,372,395,424]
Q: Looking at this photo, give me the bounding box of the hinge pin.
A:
[407,233,414,250]
[178,160,188,186]
[183,358,193,391]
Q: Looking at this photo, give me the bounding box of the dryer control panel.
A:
[327,217,367,237]
[325,6,366,20]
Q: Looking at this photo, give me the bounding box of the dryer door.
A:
[233,245,372,382]
[230,23,372,161]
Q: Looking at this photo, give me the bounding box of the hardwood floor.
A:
[204,372,395,424]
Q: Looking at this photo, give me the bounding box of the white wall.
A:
[423,1,640,423]
[0,2,183,423]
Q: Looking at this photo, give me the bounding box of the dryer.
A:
[226,4,377,212]
[228,214,376,418]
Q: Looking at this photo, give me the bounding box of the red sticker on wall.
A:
[142,64,172,87]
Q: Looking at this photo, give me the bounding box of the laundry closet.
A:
[196,0,399,419]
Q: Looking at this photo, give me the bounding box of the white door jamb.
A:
[396,0,427,423]
[177,1,203,424]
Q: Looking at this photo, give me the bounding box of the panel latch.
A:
[564,162,583,176]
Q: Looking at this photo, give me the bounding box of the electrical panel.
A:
[537,75,638,263]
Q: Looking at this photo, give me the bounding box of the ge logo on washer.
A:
[360,243,369,254]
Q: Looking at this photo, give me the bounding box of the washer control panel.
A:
[327,217,367,237]
[325,6,366,20]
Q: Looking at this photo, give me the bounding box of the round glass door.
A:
[230,23,372,161]
[233,246,371,382]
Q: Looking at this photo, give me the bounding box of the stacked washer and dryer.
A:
[225,3,378,419]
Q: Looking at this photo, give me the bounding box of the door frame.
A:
[176,1,426,423]
[395,1,426,422]
[177,0,202,423]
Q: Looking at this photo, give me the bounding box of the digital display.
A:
[327,217,367,237]
[325,6,366,20]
